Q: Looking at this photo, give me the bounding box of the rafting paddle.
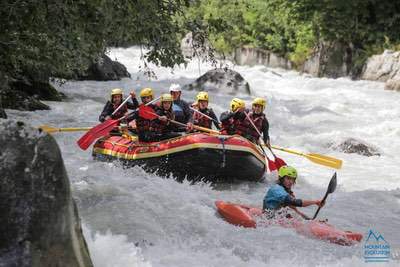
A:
[269,146,343,169]
[312,172,337,220]
[77,97,160,150]
[243,111,280,172]
[139,105,220,135]
[39,125,92,133]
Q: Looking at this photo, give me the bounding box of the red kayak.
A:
[215,200,363,246]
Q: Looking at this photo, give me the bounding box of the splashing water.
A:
[6,47,400,266]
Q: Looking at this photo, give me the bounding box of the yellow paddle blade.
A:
[39,125,58,133]
[270,145,343,169]
[306,153,343,169]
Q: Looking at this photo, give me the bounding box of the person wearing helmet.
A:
[190,91,220,130]
[235,97,270,146]
[126,87,157,134]
[169,84,192,124]
[263,166,324,219]
[219,98,246,135]
[141,93,181,142]
[99,88,138,122]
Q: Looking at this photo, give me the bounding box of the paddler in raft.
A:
[143,93,183,141]
[126,87,158,139]
[220,97,270,146]
[263,166,324,219]
[99,88,138,122]
[169,84,192,124]
[190,91,220,130]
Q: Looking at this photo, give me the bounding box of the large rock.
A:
[361,50,400,91]
[0,87,50,111]
[234,46,292,69]
[77,54,131,81]
[302,41,352,78]
[331,138,380,157]
[182,68,251,95]
[361,50,400,81]
[0,120,93,267]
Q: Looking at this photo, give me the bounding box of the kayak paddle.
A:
[312,172,337,220]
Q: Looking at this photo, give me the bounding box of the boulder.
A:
[361,50,400,82]
[331,138,380,157]
[182,68,251,95]
[234,46,292,69]
[77,54,131,81]
[0,120,93,267]
[0,87,50,111]
[385,77,400,91]
[302,41,352,78]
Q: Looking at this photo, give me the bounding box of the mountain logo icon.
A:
[365,230,388,243]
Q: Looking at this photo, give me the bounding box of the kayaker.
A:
[169,84,192,124]
[191,91,220,130]
[220,98,245,135]
[263,166,324,219]
[143,93,181,141]
[99,88,138,122]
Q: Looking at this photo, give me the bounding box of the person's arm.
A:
[209,109,221,130]
[262,117,270,145]
[126,97,139,109]
[99,101,112,122]
[220,111,235,122]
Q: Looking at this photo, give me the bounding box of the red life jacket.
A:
[136,104,157,132]
[111,102,128,119]
[234,112,265,141]
[220,118,235,135]
[149,109,175,134]
[193,109,212,129]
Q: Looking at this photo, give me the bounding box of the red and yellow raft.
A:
[92,133,266,182]
[215,200,363,246]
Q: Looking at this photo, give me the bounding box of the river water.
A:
[7,47,400,267]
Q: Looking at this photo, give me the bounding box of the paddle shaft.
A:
[111,95,132,116]
[146,111,219,135]
[189,107,219,124]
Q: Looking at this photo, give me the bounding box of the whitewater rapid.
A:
[6,47,400,267]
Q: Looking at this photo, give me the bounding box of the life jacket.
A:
[234,112,266,141]
[149,108,175,134]
[193,108,213,129]
[220,117,235,135]
[111,102,128,119]
[136,104,156,132]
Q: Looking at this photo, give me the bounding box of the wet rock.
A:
[182,68,251,95]
[0,120,93,267]
[331,138,380,157]
[385,78,400,91]
[234,46,292,69]
[0,87,50,111]
[77,54,130,81]
[361,50,400,82]
[302,41,352,78]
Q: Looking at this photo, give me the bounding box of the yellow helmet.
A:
[252,97,266,110]
[140,88,154,98]
[111,88,123,96]
[196,91,209,102]
[230,98,245,112]
[161,93,173,102]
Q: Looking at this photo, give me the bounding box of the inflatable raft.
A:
[215,200,363,246]
[92,133,266,182]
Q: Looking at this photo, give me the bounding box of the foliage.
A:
[183,0,400,67]
[0,0,190,83]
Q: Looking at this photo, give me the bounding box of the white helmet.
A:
[169,83,181,92]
